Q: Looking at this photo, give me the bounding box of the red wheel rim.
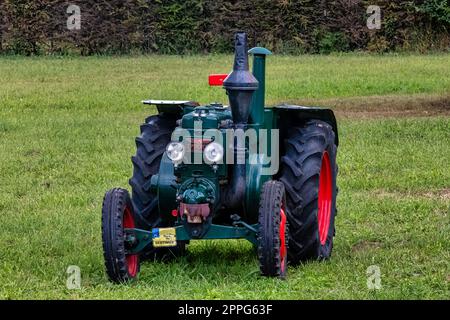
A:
[318,151,332,245]
[279,206,287,274]
[123,207,138,277]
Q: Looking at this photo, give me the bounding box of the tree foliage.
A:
[0,0,448,55]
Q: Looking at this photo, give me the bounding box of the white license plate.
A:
[152,228,177,247]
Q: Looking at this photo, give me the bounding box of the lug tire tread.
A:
[278,120,338,264]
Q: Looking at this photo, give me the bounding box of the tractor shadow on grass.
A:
[141,240,260,279]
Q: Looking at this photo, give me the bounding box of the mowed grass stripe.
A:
[0,54,449,110]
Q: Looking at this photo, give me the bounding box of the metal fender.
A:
[273,105,339,146]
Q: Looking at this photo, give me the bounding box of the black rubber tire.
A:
[129,114,175,229]
[102,188,140,283]
[128,114,186,259]
[258,181,289,278]
[278,120,338,264]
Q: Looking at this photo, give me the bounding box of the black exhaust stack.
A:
[222,32,258,212]
[223,32,259,126]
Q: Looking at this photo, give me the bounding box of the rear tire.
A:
[129,114,186,260]
[258,181,288,278]
[129,114,175,229]
[278,120,338,264]
[102,188,140,283]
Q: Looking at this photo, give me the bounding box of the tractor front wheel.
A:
[102,188,140,283]
[258,181,288,278]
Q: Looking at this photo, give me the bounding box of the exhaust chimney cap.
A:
[223,32,259,91]
[248,47,272,56]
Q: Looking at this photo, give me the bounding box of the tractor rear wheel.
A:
[279,120,338,264]
[129,114,175,229]
[102,188,140,283]
[258,181,288,278]
[129,114,186,260]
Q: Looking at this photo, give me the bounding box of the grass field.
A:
[0,54,449,299]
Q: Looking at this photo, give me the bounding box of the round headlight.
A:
[166,142,185,164]
[204,142,224,164]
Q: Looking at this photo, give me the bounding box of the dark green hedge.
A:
[0,0,449,55]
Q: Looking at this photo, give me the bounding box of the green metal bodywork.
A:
[131,47,338,250]
[151,154,177,219]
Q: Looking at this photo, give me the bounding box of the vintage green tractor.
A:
[101,32,338,282]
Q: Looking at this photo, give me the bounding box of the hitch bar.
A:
[125,223,259,255]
